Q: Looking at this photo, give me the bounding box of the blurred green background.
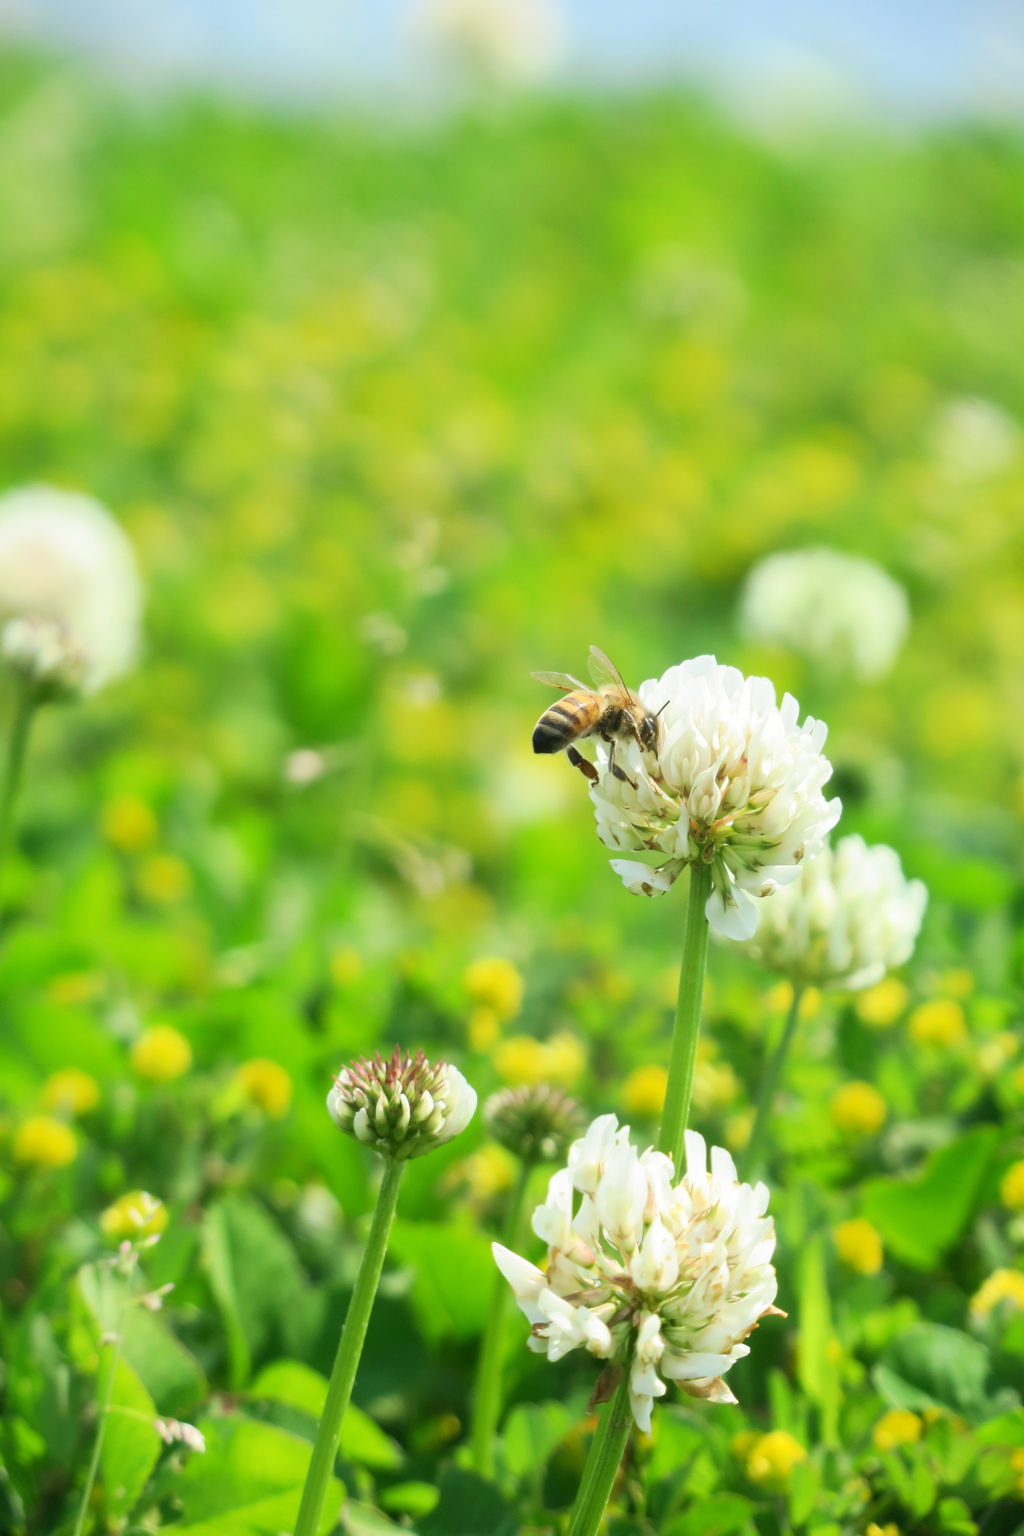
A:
[2,39,1024,1536]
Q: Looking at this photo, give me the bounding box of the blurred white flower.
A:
[494,1113,778,1431]
[739,547,909,681]
[284,748,328,785]
[1,616,86,699]
[155,1418,206,1453]
[591,656,840,939]
[932,396,1020,480]
[411,0,565,83]
[740,834,927,991]
[328,1047,477,1159]
[0,484,142,695]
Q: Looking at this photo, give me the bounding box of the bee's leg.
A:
[607,737,638,791]
[567,746,599,784]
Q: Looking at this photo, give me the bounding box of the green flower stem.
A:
[470,1157,532,1478]
[657,860,713,1172]
[72,1327,123,1536]
[0,685,37,901]
[294,1157,405,1536]
[565,1368,635,1536]
[743,984,803,1185]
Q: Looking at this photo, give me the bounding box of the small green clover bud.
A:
[484,1083,584,1165]
[327,1047,477,1160]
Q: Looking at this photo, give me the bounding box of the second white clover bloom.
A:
[591,655,840,939]
[739,547,910,681]
[493,1113,779,1433]
[0,484,142,695]
[741,833,927,991]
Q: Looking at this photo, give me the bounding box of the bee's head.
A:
[639,712,661,754]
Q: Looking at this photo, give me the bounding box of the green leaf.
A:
[796,1237,839,1444]
[77,1263,206,1416]
[663,1493,756,1536]
[788,1457,822,1527]
[202,1197,313,1388]
[176,1486,340,1536]
[175,1415,339,1525]
[418,1467,515,1536]
[249,1360,402,1469]
[101,1355,162,1521]
[860,1128,997,1269]
[501,1400,574,1482]
[342,1502,407,1536]
[387,1221,495,1341]
[878,1323,993,1418]
[379,1482,440,1518]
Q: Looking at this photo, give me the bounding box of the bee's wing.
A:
[532,670,587,692]
[588,645,630,698]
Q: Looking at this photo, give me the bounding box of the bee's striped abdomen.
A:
[532,691,602,754]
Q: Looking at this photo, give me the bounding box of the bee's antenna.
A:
[655,701,669,718]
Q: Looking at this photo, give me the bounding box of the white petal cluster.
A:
[411,0,565,83]
[493,1114,778,1433]
[592,656,840,939]
[0,485,142,696]
[739,547,909,682]
[741,833,927,991]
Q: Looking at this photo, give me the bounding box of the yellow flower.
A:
[834,1218,884,1276]
[1011,1447,1024,1496]
[866,1524,901,1536]
[468,1006,501,1052]
[42,1068,100,1116]
[102,794,158,853]
[463,957,524,1021]
[453,1144,517,1200]
[830,1082,887,1136]
[235,1059,292,1118]
[1000,1161,1024,1211]
[15,1115,78,1168]
[329,946,363,986]
[873,1409,922,1452]
[765,981,794,1014]
[909,998,966,1047]
[855,978,908,1028]
[131,1025,192,1083]
[138,853,192,905]
[970,1268,1024,1320]
[623,1064,668,1118]
[725,1110,754,1151]
[495,1035,548,1086]
[544,1031,586,1087]
[746,1430,807,1487]
[100,1190,168,1241]
[731,1429,761,1461]
[978,1032,1018,1077]
[693,1058,740,1111]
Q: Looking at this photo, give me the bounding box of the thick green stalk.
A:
[565,1371,634,1536]
[0,686,36,900]
[743,985,803,1185]
[470,1159,532,1477]
[657,861,713,1171]
[294,1158,404,1536]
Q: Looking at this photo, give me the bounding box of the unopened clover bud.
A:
[2,616,87,702]
[327,1046,477,1160]
[484,1084,584,1164]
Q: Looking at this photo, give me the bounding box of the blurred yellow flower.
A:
[138,853,192,905]
[830,1082,887,1136]
[909,998,966,1047]
[15,1115,77,1168]
[132,1025,192,1083]
[451,1144,517,1201]
[544,1031,586,1087]
[873,1409,922,1451]
[1000,1160,1024,1210]
[834,1218,884,1275]
[855,978,908,1028]
[46,971,105,1007]
[657,965,679,1006]
[866,1524,901,1536]
[468,1006,501,1053]
[463,957,523,1020]
[746,1430,807,1487]
[42,1068,100,1117]
[236,1059,292,1118]
[100,1190,168,1241]
[763,982,818,1020]
[725,1110,754,1151]
[940,968,974,999]
[693,1057,740,1111]
[329,946,363,986]
[978,1032,1018,1077]
[623,1064,668,1118]
[102,794,158,852]
[970,1268,1024,1320]
[1011,1447,1024,1496]
[495,1035,547,1085]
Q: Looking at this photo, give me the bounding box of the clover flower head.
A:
[100,1191,168,1243]
[740,834,927,990]
[0,484,142,695]
[327,1046,477,1160]
[484,1083,584,1164]
[591,655,840,939]
[739,547,910,681]
[493,1113,779,1431]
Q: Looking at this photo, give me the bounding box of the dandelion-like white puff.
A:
[741,833,927,991]
[591,656,840,939]
[0,484,142,695]
[493,1114,779,1433]
[739,547,910,682]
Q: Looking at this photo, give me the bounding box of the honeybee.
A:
[531,646,663,785]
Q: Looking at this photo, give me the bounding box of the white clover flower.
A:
[739,548,909,682]
[493,1113,779,1432]
[411,0,565,83]
[327,1047,477,1160]
[932,396,1020,481]
[0,484,142,696]
[591,656,840,939]
[740,834,927,991]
